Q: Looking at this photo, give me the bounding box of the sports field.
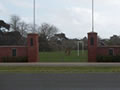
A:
[39,50,88,62]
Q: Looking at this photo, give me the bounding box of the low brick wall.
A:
[0,46,27,62]
[97,46,120,56]
[0,33,39,62]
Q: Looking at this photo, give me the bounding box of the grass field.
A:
[39,50,88,62]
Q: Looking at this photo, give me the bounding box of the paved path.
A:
[0,73,120,90]
[0,63,120,67]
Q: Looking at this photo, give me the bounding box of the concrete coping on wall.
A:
[98,46,120,48]
[0,46,27,48]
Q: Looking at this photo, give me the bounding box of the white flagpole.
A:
[78,41,80,56]
[92,0,94,32]
[33,0,36,33]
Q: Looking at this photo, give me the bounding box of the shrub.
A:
[2,56,28,63]
[97,55,120,62]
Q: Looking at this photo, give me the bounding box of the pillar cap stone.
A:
[88,32,97,34]
[28,33,38,36]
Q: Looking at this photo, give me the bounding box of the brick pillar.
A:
[88,32,97,62]
[27,33,39,62]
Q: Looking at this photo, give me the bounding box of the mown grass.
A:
[39,50,88,62]
[0,66,120,73]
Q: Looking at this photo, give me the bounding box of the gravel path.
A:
[0,63,120,67]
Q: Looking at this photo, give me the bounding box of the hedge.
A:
[97,55,120,62]
[2,56,28,62]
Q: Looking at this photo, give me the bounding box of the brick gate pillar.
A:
[88,32,98,62]
[27,33,39,62]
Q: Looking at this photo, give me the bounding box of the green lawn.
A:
[39,50,88,62]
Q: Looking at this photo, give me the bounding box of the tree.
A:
[109,35,120,45]
[27,23,39,33]
[39,34,51,51]
[9,15,30,37]
[19,21,28,37]
[8,15,28,45]
[0,20,10,32]
[39,23,58,40]
[38,23,59,51]
[10,15,20,31]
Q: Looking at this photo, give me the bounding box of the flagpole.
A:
[33,0,36,32]
[92,0,94,32]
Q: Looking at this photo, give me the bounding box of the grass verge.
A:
[0,66,120,73]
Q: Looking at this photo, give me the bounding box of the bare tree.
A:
[10,15,20,31]
[9,15,29,45]
[19,21,28,37]
[9,15,29,37]
[39,23,58,40]
[27,23,39,33]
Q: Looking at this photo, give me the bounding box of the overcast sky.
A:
[0,0,120,39]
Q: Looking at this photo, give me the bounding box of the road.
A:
[0,73,120,90]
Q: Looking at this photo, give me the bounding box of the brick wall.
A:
[0,33,39,62]
[88,32,120,62]
[97,46,120,56]
[0,46,27,62]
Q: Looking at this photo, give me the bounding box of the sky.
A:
[0,0,120,39]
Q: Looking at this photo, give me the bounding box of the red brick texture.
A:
[88,32,98,62]
[0,46,27,62]
[97,47,120,56]
[27,34,39,62]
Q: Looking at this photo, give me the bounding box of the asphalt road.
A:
[0,73,120,90]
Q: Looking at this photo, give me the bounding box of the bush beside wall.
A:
[97,55,120,62]
[2,56,28,62]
